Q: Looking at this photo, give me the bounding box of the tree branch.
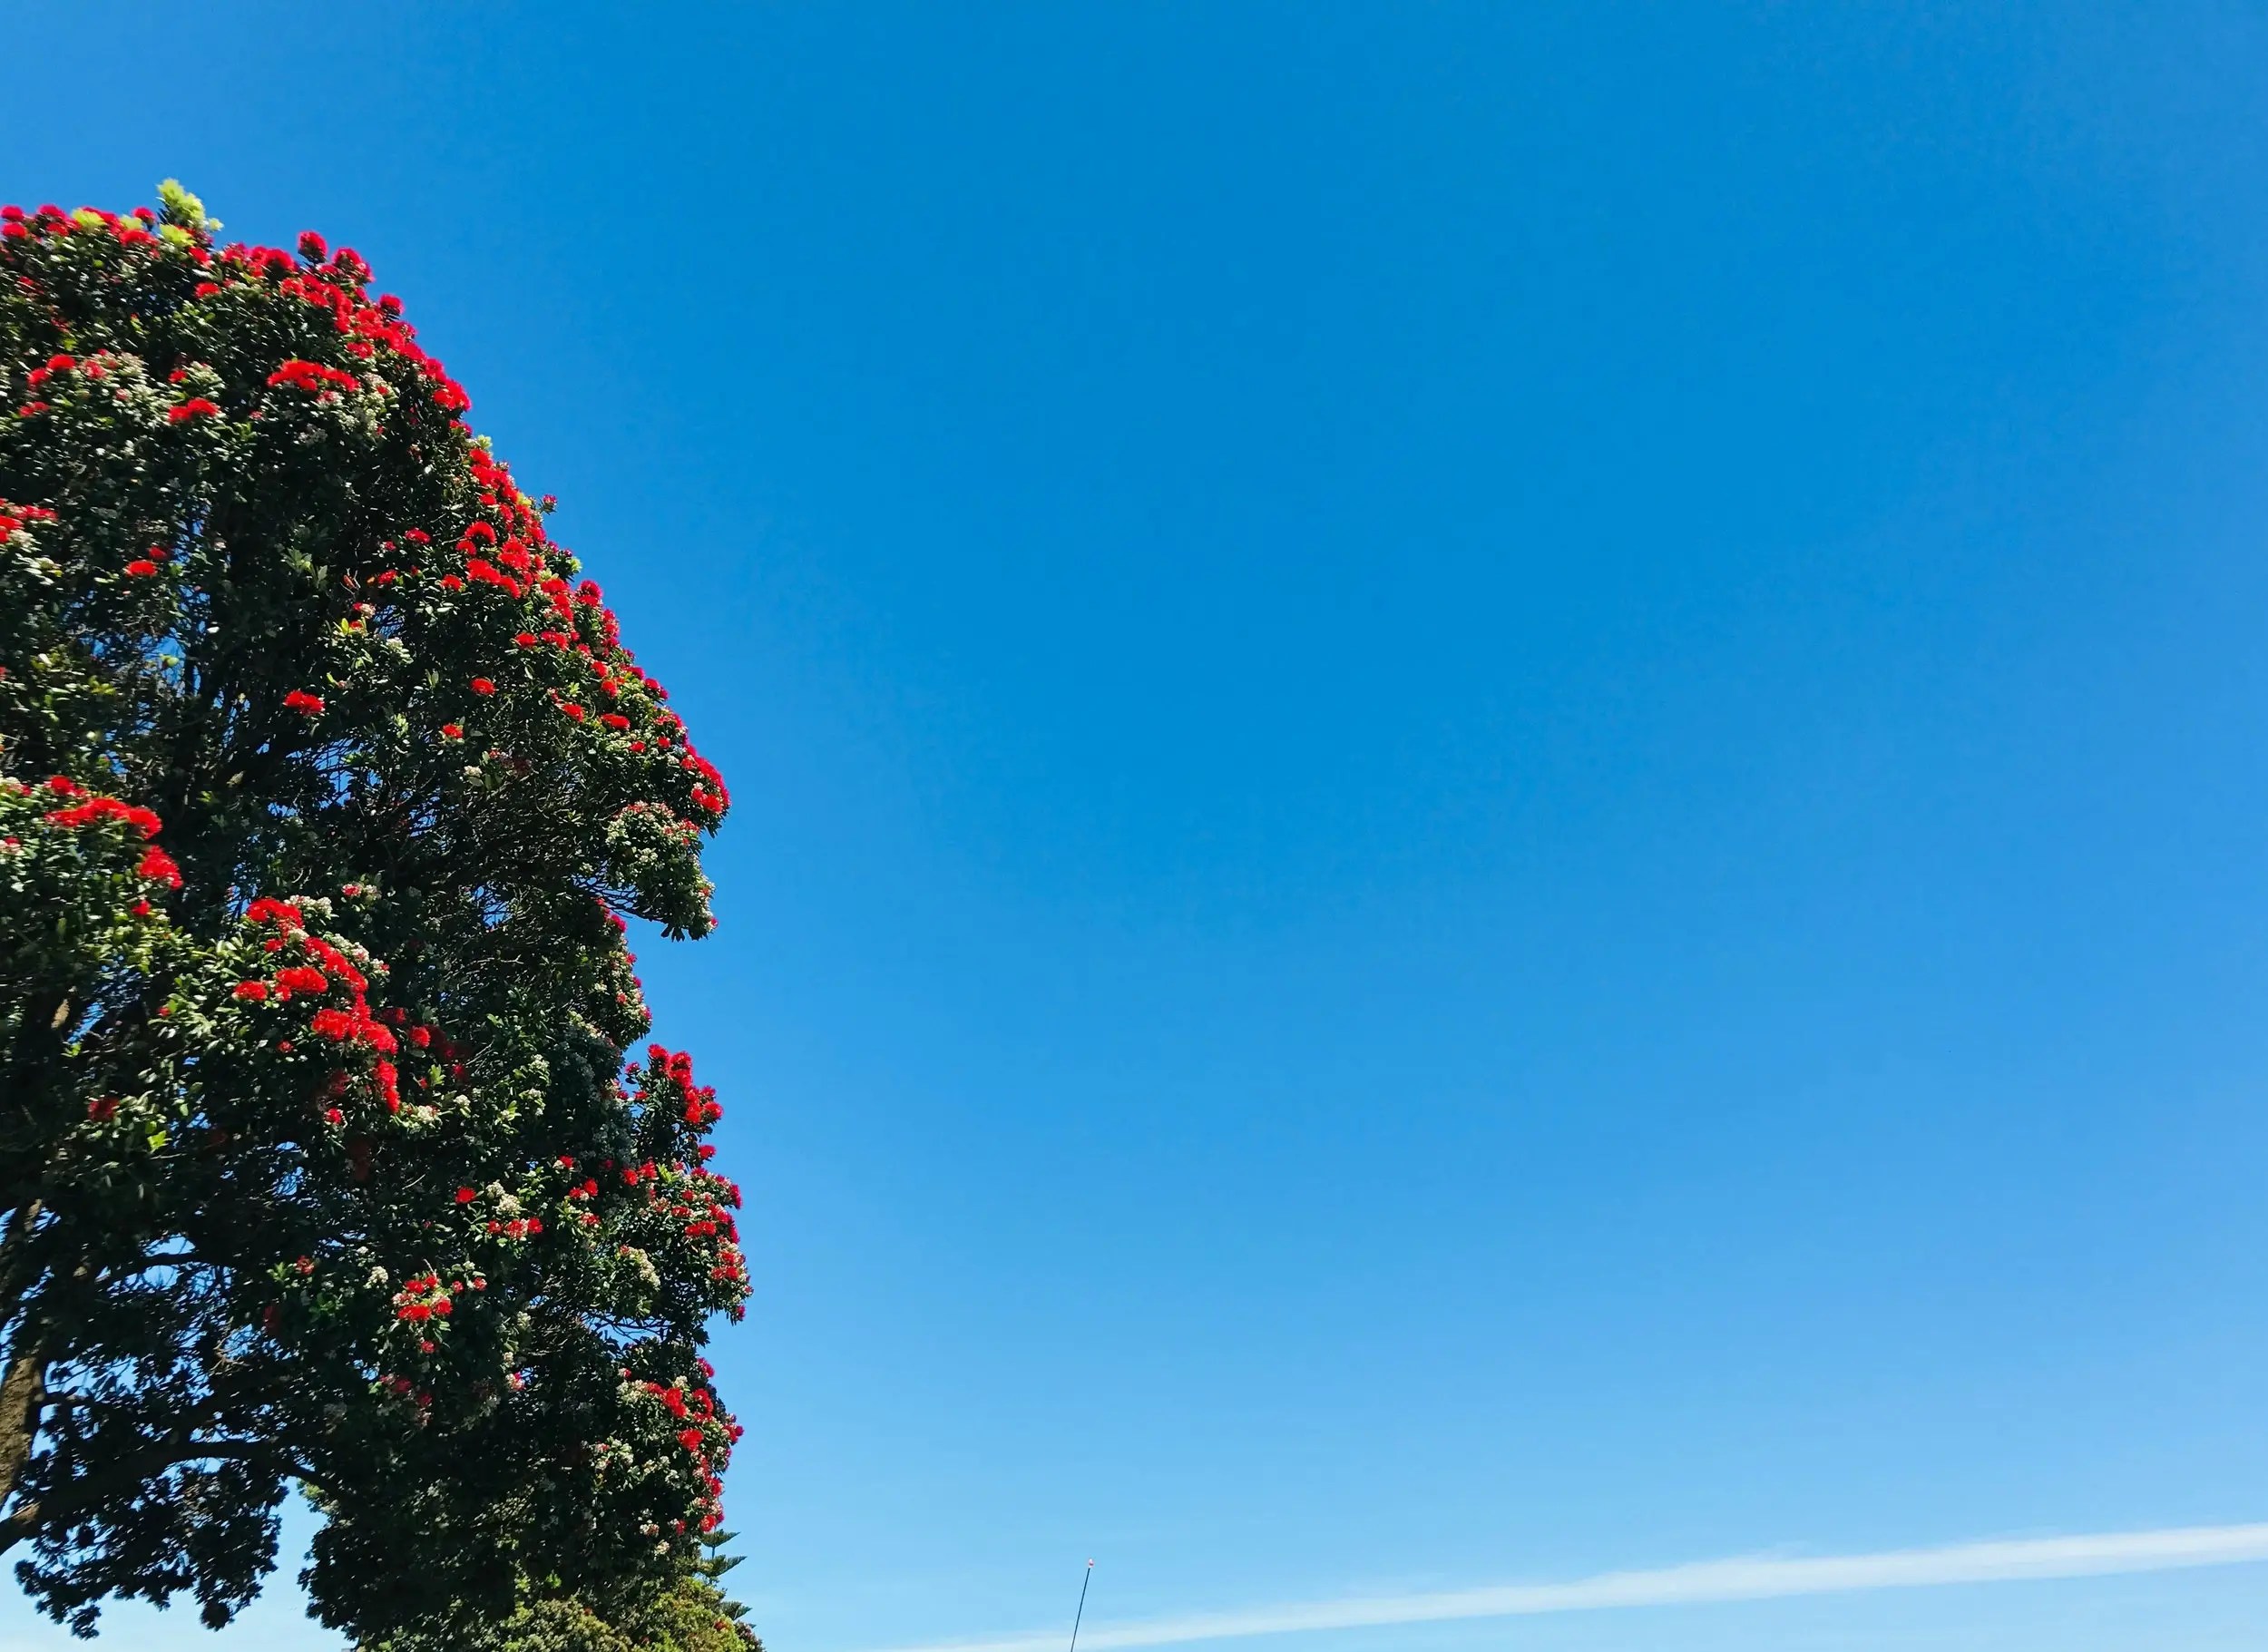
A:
[0,1435,321,1559]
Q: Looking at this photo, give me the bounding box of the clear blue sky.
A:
[7,4,2268,1649]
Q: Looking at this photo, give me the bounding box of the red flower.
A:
[44,795,163,837]
[465,558,523,597]
[275,965,328,995]
[124,559,159,577]
[268,358,361,394]
[600,712,631,731]
[441,722,464,739]
[513,631,538,649]
[167,398,221,424]
[283,689,325,715]
[462,556,515,593]
[470,677,495,696]
[136,845,182,888]
[234,981,270,1002]
[455,1187,476,1204]
[298,230,327,262]
[324,1107,344,1126]
[87,1098,118,1122]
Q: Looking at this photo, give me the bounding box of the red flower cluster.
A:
[648,1045,724,1128]
[33,781,182,892]
[283,689,325,715]
[468,559,523,598]
[305,935,367,991]
[266,357,362,395]
[679,1202,732,1242]
[681,750,730,816]
[167,397,221,424]
[216,231,474,415]
[0,502,56,541]
[392,1272,454,1324]
[232,903,408,1110]
[44,791,161,838]
[0,203,162,250]
[308,1002,392,1050]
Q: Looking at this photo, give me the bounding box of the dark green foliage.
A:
[367,1573,762,1652]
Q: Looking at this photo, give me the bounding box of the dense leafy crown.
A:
[0,186,754,1645]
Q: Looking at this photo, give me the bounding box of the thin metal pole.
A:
[1068,1559,1094,1652]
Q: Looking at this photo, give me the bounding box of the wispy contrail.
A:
[865,1521,2268,1652]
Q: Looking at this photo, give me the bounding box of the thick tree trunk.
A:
[0,1348,44,1528]
[0,1194,48,1552]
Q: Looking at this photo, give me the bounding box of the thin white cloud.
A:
[865,1521,2268,1652]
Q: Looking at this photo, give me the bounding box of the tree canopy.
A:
[0,185,755,1645]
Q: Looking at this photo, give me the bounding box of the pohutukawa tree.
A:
[0,184,755,1646]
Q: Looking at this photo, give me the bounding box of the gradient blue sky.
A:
[6,4,2268,1649]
